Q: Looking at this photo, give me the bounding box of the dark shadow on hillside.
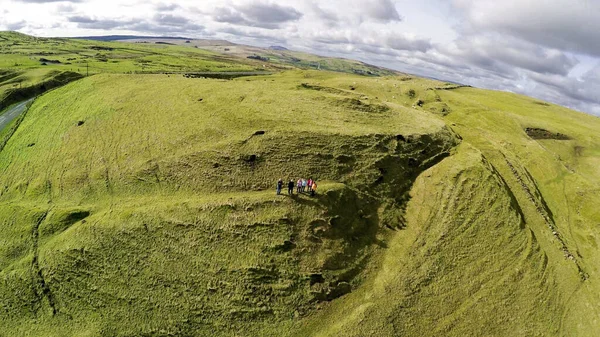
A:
[525,127,571,140]
[0,71,83,111]
[181,72,274,80]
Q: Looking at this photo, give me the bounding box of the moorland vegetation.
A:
[0,32,599,337]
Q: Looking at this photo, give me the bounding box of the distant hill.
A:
[74,35,193,41]
[70,34,399,76]
[269,45,289,51]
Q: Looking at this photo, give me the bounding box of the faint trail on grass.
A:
[31,210,58,316]
[559,281,584,335]
[563,180,583,263]
[502,154,587,280]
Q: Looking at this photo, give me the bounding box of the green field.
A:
[0,32,262,74]
[0,31,269,110]
[0,32,599,336]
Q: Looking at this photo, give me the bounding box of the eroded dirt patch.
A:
[525,127,571,140]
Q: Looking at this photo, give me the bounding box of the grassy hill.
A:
[0,33,599,336]
[0,31,261,74]
[106,36,399,76]
[0,30,270,116]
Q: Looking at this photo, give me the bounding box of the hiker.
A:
[302,178,307,192]
[311,181,317,196]
[276,179,283,195]
[288,180,294,195]
[297,179,302,193]
[307,178,313,192]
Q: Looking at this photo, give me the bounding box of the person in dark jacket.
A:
[276,179,283,195]
[288,180,295,195]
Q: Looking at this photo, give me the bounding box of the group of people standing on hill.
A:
[276,178,317,196]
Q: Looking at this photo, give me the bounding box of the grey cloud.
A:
[311,4,339,27]
[213,7,246,25]
[153,14,190,26]
[56,4,76,13]
[220,26,287,44]
[525,75,600,116]
[443,34,579,76]
[308,0,401,27]
[385,35,430,53]
[236,2,302,23]
[407,51,472,74]
[6,20,27,30]
[364,0,402,22]
[155,3,180,12]
[455,0,600,57]
[68,16,134,30]
[494,46,576,76]
[68,15,98,23]
[311,30,431,53]
[311,31,350,45]
[128,22,201,34]
[529,67,600,106]
[69,15,203,33]
[213,2,302,29]
[382,48,511,83]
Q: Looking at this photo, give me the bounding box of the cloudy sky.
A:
[1,0,599,116]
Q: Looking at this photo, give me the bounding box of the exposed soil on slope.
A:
[525,127,571,140]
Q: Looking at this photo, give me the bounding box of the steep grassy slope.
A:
[436,88,600,335]
[295,145,562,336]
[292,76,600,336]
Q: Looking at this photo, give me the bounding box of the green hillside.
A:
[0,33,599,337]
[0,30,267,115]
[0,31,260,74]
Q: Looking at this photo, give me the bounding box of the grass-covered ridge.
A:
[0,31,261,75]
[0,34,599,337]
[0,71,459,336]
[0,72,453,201]
[0,31,266,119]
